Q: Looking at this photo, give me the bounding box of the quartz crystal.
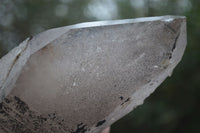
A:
[0,16,187,133]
